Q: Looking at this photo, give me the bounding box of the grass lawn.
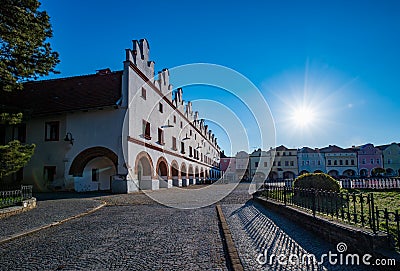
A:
[344,189,400,213]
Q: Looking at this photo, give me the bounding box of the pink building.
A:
[354,144,383,177]
[220,157,235,172]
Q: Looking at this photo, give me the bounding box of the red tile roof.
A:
[1,71,123,116]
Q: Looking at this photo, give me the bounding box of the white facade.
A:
[4,38,221,192]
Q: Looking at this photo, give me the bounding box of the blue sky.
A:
[41,0,400,155]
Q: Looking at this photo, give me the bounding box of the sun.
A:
[291,106,315,128]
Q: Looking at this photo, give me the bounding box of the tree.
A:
[0,141,35,179]
[0,0,59,180]
[0,0,59,92]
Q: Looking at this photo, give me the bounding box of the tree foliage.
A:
[294,173,340,192]
[0,0,58,179]
[0,140,35,179]
[0,0,59,92]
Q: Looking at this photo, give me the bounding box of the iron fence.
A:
[259,185,400,250]
[0,185,33,209]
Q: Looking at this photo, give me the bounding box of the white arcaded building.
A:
[2,38,221,192]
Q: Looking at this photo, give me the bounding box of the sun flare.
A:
[291,106,315,128]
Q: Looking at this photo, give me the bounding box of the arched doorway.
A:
[343,169,356,177]
[135,152,153,190]
[181,163,187,186]
[386,168,394,176]
[188,165,194,186]
[195,167,199,185]
[171,161,179,187]
[328,170,339,177]
[283,171,295,179]
[157,157,169,189]
[69,147,118,191]
[268,171,278,180]
[359,169,368,177]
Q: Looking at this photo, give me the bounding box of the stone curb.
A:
[0,200,107,245]
[216,204,244,271]
[0,198,37,219]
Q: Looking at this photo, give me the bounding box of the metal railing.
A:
[258,185,400,250]
[0,185,33,209]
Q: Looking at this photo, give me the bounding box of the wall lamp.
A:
[64,132,74,145]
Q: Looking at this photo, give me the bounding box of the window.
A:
[190,130,192,136]
[157,128,164,145]
[255,162,259,167]
[13,124,26,143]
[195,134,196,140]
[44,166,56,183]
[264,162,268,167]
[290,161,294,166]
[180,121,183,129]
[362,159,366,164]
[142,120,151,139]
[181,141,185,154]
[339,160,343,165]
[276,152,280,156]
[141,88,146,99]
[201,153,203,162]
[317,161,321,166]
[302,161,305,166]
[351,159,355,165]
[45,121,59,141]
[172,137,177,150]
[334,160,337,165]
[273,161,276,166]
[388,159,392,164]
[159,103,163,113]
[370,158,374,164]
[92,168,99,182]
[376,158,380,164]
[189,146,193,157]
[306,161,309,165]
[328,160,332,165]
[278,161,281,166]
[173,115,176,124]
[285,161,289,166]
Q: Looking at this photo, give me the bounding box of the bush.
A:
[293,173,340,192]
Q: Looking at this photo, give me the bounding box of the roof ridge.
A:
[23,70,124,84]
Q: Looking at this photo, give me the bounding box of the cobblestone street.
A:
[0,183,386,270]
[222,201,380,271]
[0,188,228,271]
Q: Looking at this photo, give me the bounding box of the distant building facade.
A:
[268,145,298,179]
[353,144,383,177]
[320,145,357,177]
[378,143,400,176]
[297,147,326,174]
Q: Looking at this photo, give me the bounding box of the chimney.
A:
[96,68,111,75]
